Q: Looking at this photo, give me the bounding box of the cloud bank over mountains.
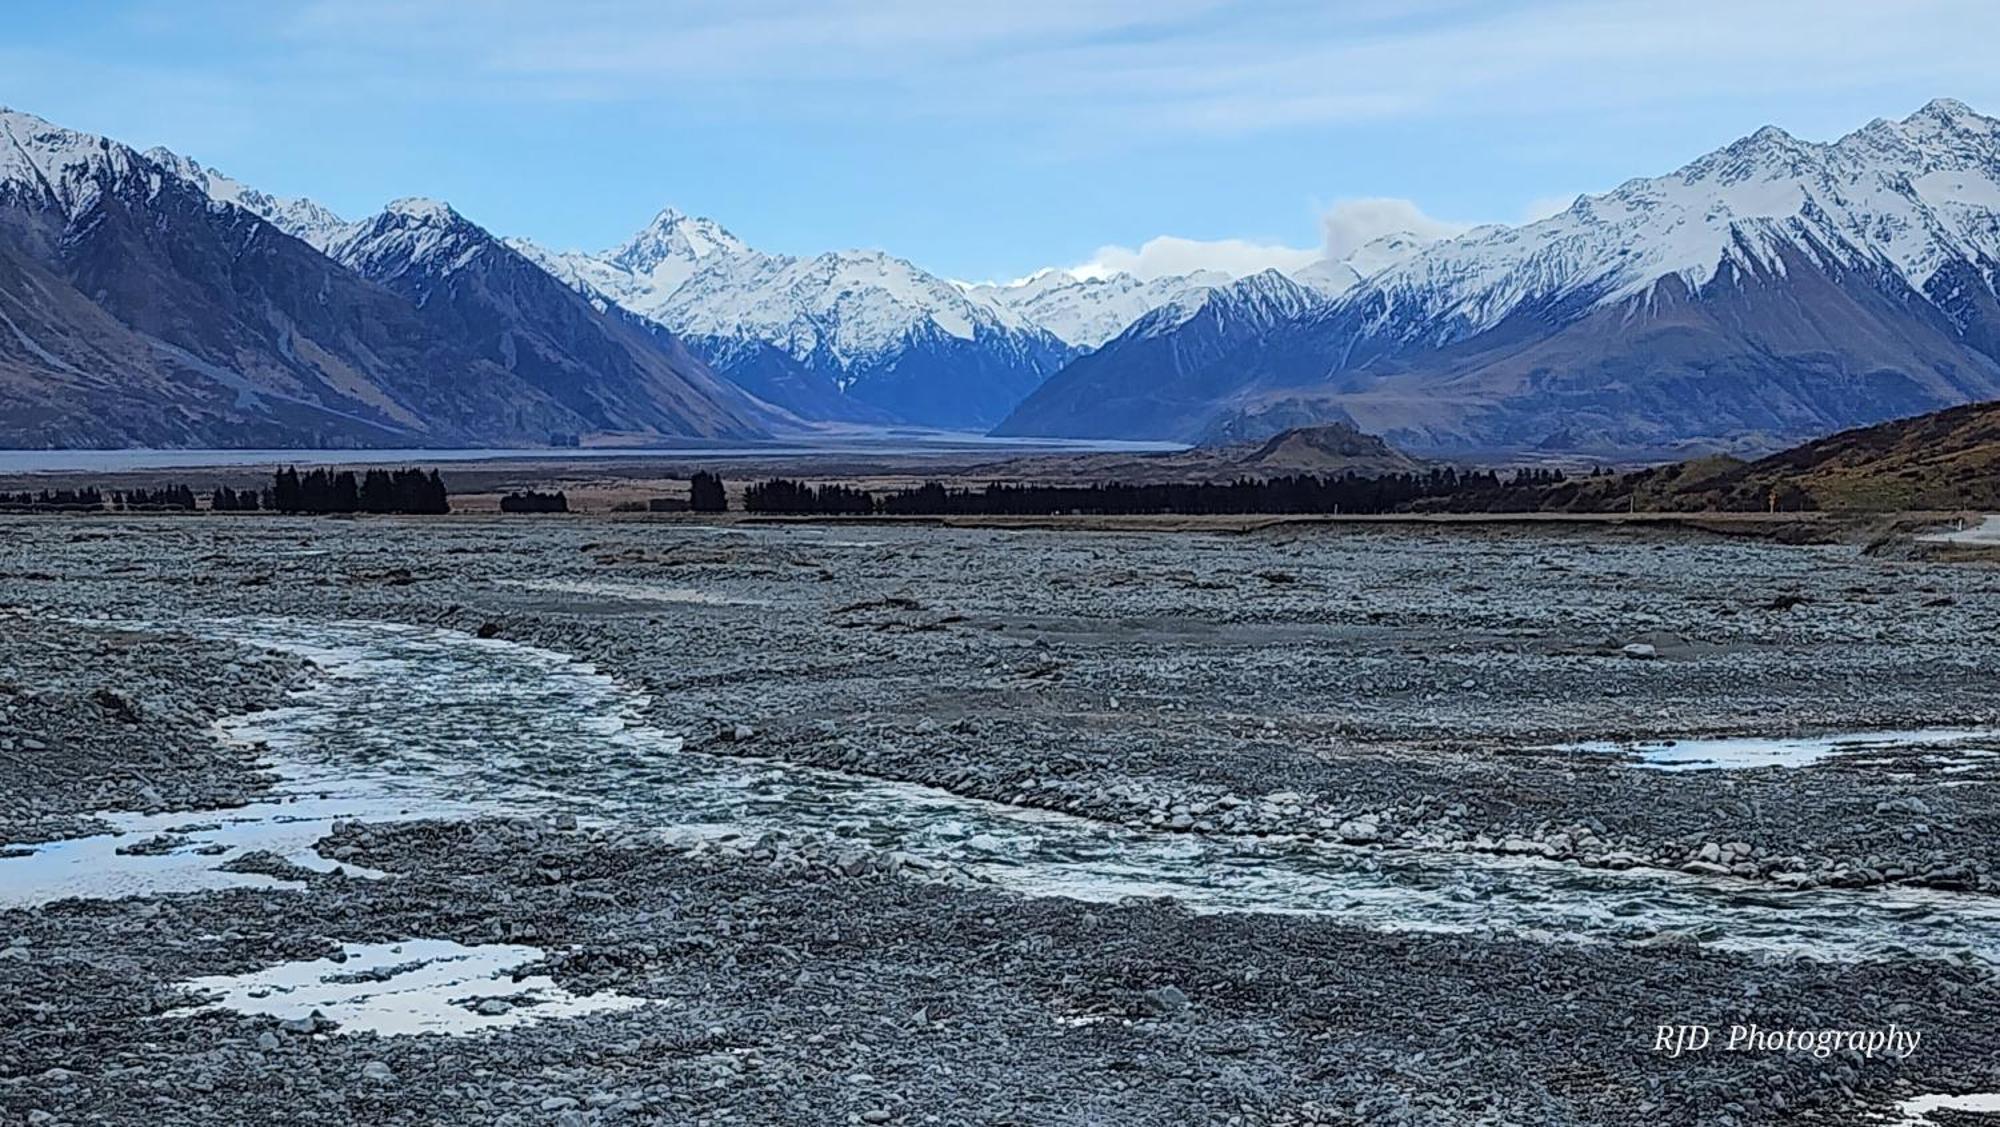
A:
[1064,196,1471,283]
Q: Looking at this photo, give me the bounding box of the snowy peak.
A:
[1288,258,1364,298]
[1342,231,1433,279]
[516,207,1081,426]
[530,209,1058,365]
[1,111,358,254]
[605,207,756,298]
[382,196,461,225]
[326,197,493,282]
[1907,97,1990,133]
[1222,268,1327,318]
[610,207,749,268]
[0,108,153,219]
[1143,269,1326,337]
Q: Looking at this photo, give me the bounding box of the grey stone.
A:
[1142,984,1190,1015]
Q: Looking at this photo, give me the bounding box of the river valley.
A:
[3,514,1999,1124]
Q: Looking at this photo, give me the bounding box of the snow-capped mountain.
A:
[142,148,353,251]
[14,96,1996,454]
[999,99,2000,454]
[516,212,1078,428]
[0,107,771,447]
[965,269,1231,349]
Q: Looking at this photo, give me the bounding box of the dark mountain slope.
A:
[324,200,778,440]
[1231,243,2000,456]
[0,109,774,448]
[992,271,1328,442]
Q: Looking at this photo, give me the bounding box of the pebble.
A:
[1142,984,1190,1015]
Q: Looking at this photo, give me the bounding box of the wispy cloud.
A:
[265,0,1997,136]
[6,0,1995,279]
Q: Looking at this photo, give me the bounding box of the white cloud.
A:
[1066,195,1482,282]
[1064,196,1476,282]
[1068,235,1321,282]
[1319,198,1469,261]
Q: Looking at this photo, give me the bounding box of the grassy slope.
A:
[1540,402,2000,513]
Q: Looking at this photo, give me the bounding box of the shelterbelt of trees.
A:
[270,467,450,514]
[0,486,197,511]
[0,468,450,514]
[742,469,1576,516]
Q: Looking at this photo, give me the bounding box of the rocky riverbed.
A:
[3,513,2000,1124]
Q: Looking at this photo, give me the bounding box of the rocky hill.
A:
[1606,400,2000,512]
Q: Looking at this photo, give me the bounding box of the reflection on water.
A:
[0,435,1182,474]
[12,618,2000,970]
[165,939,645,1036]
[1891,1091,2000,1127]
[1553,729,2000,771]
[496,578,771,607]
[0,782,404,908]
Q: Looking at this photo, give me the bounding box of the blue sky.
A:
[10,1,2000,281]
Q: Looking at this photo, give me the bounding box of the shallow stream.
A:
[10,618,2000,972]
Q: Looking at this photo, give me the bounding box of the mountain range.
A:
[506,214,1392,429]
[0,110,775,448]
[998,99,2000,457]
[3,99,1999,454]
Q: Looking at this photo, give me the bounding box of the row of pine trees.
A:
[737,469,1569,516]
[0,469,449,513]
[1,468,1607,517]
[269,467,450,514]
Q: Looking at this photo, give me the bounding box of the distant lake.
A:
[0,434,1183,474]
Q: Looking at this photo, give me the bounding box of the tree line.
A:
[0,487,111,511]
[270,467,450,514]
[0,467,451,514]
[500,489,569,513]
[0,485,200,511]
[734,468,1569,516]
